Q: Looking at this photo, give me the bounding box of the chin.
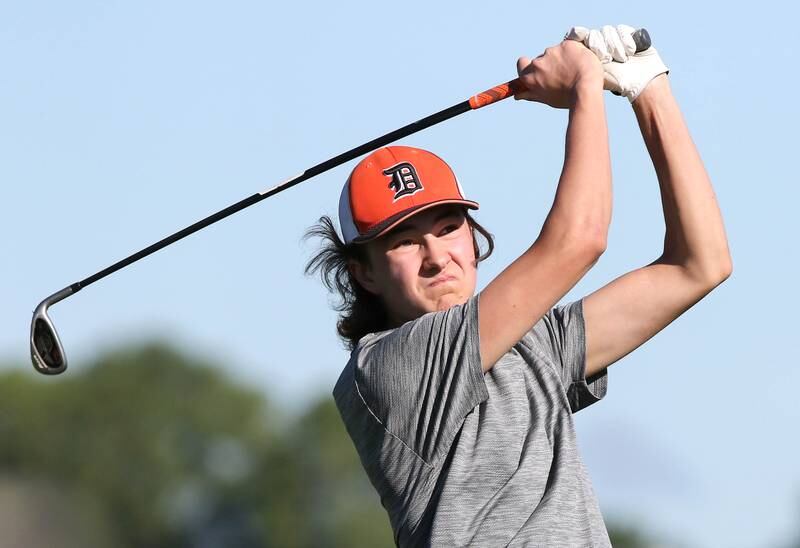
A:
[433,293,469,311]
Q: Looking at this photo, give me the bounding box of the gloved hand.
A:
[565,24,669,102]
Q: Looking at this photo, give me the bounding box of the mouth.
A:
[429,275,457,288]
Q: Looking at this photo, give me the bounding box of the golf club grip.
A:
[468,80,526,110]
[468,27,651,110]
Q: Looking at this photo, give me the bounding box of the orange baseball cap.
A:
[338,146,479,244]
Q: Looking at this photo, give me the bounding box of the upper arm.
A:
[582,260,728,378]
[478,234,603,372]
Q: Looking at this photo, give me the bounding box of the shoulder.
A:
[361,295,479,356]
[334,295,480,397]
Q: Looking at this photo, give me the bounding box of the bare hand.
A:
[515,40,603,108]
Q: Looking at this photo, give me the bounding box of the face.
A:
[350,205,478,327]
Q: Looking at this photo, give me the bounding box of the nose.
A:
[421,236,450,273]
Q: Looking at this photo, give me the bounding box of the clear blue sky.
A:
[3,2,798,546]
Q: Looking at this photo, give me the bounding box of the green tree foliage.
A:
[0,342,670,547]
[246,397,394,547]
[0,344,276,546]
[0,342,392,547]
[606,520,660,548]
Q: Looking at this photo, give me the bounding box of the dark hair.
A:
[304,210,494,350]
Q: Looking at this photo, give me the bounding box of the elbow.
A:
[578,232,607,266]
[567,223,608,259]
[660,244,733,288]
[708,249,734,285]
[689,255,733,289]
[716,256,733,283]
[583,220,608,258]
[591,236,608,257]
[539,219,608,262]
[581,228,607,260]
[575,236,606,268]
[589,240,606,268]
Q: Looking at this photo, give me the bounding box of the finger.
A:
[616,24,637,56]
[516,56,533,75]
[586,28,611,63]
[602,24,628,62]
[603,71,623,95]
[564,25,590,43]
[513,90,538,101]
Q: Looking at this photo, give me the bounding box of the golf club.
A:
[30,29,651,375]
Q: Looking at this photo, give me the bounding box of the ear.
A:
[348,258,381,296]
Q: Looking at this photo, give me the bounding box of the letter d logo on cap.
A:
[384,162,424,202]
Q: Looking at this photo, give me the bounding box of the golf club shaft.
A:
[66,29,653,293]
[70,80,523,294]
[31,28,653,375]
[55,29,656,295]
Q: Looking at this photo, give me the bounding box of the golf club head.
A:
[30,287,73,375]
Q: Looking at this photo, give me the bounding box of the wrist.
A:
[571,75,604,106]
[631,73,671,109]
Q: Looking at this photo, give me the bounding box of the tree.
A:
[259,397,394,547]
[0,343,276,547]
[0,342,666,547]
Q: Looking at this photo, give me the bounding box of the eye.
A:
[440,223,460,236]
[392,238,416,249]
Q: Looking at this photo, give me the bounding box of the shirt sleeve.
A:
[522,298,608,413]
[352,294,489,466]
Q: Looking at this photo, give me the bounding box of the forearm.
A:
[633,75,732,281]
[540,80,611,249]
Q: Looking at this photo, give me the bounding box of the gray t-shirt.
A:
[333,294,610,547]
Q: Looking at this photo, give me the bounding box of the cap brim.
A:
[351,199,479,244]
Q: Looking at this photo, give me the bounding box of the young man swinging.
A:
[306,24,732,547]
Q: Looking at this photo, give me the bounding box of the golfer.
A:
[307,25,731,547]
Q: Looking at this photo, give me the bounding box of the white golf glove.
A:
[566,24,669,102]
